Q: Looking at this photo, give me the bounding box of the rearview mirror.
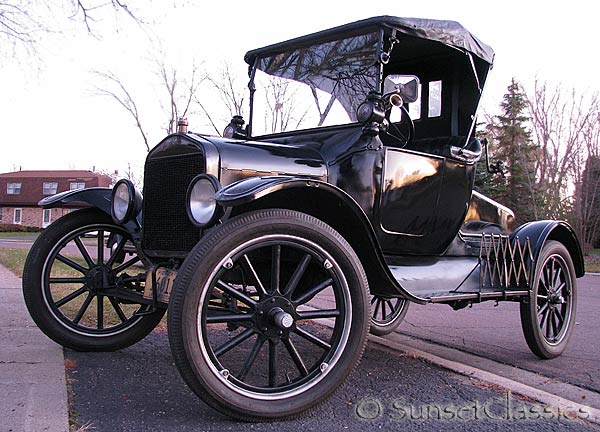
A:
[383,75,420,103]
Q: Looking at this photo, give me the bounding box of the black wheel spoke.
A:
[297,309,340,320]
[282,254,312,297]
[73,292,94,324]
[293,278,333,305]
[49,277,86,284]
[56,254,88,275]
[213,327,255,357]
[283,337,308,377]
[539,304,550,328]
[545,309,554,339]
[206,313,253,324]
[108,297,128,323]
[293,326,331,350]
[271,245,281,294]
[239,336,265,380]
[268,340,278,387]
[216,280,257,308]
[554,307,564,329]
[113,256,141,274]
[373,298,381,320]
[381,300,388,320]
[97,295,104,329]
[106,236,127,267]
[242,255,267,298]
[97,230,104,265]
[74,236,95,267]
[55,286,88,307]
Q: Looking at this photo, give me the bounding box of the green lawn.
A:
[0,232,40,239]
[0,248,28,277]
[586,249,600,273]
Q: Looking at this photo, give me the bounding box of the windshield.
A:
[250,32,380,135]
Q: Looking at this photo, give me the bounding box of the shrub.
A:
[0,224,42,233]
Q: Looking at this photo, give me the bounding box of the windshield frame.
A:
[247,29,385,138]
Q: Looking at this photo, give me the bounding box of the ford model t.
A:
[23,16,584,421]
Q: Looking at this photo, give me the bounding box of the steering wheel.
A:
[384,97,414,148]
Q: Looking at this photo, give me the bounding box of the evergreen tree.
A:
[487,79,539,226]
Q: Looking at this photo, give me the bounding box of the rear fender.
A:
[511,220,585,278]
[216,176,427,304]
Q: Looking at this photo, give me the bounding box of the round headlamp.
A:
[111,179,141,224]
[186,174,223,228]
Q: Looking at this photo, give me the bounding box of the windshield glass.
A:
[251,32,380,135]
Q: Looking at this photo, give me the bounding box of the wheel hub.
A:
[255,296,295,338]
[87,266,113,293]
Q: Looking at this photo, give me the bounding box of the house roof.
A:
[0,170,113,207]
[0,170,103,179]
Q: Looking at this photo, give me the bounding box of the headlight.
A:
[186,174,223,228]
[111,179,141,224]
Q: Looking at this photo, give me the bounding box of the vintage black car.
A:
[23,16,584,421]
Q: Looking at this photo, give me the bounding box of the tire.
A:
[369,296,409,336]
[22,208,165,352]
[168,209,370,421]
[519,240,577,359]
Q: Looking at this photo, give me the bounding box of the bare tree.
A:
[526,79,600,219]
[93,55,207,150]
[194,63,247,135]
[93,70,151,151]
[571,111,600,253]
[156,59,205,134]
[1,0,141,61]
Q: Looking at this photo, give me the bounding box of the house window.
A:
[43,182,58,195]
[43,209,52,227]
[14,208,22,224]
[7,183,21,195]
[70,182,86,190]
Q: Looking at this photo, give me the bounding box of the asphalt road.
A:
[397,274,600,394]
[6,237,599,429]
[65,331,599,431]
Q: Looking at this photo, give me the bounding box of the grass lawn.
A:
[0,247,142,328]
[0,232,40,239]
[586,249,600,273]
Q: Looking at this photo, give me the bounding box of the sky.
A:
[1,0,599,178]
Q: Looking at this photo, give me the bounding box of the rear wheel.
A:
[168,209,369,421]
[369,296,409,336]
[520,241,577,359]
[22,208,165,351]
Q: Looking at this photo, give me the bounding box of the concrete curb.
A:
[368,332,600,425]
[0,264,70,432]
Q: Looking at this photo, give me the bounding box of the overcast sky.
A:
[2,0,598,178]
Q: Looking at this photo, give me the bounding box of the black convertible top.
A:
[245,15,494,66]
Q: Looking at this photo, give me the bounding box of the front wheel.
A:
[520,241,577,359]
[168,209,370,421]
[22,208,165,351]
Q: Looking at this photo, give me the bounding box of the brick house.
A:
[0,170,113,228]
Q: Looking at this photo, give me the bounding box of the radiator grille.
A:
[142,151,205,256]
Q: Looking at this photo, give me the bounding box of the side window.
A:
[7,183,21,195]
[428,80,442,118]
[43,182,58,195]
[14,208,22,225]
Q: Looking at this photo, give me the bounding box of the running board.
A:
[386,234,533,304]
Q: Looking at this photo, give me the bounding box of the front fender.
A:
[511,220,585,278]
[216,176,427,304]
[39,187,112,215]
